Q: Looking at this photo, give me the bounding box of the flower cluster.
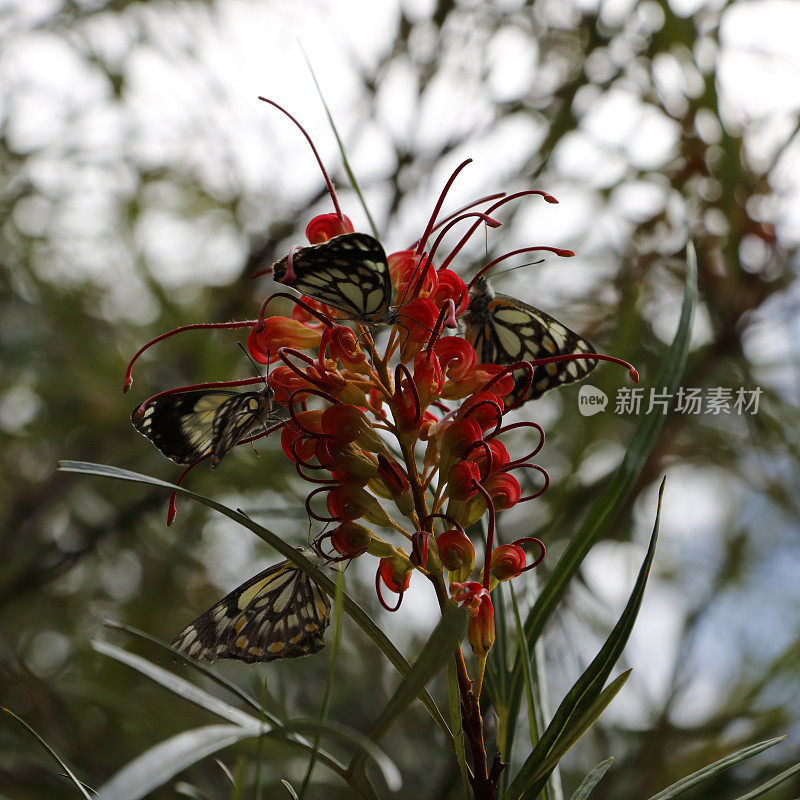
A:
[124,101,636,706]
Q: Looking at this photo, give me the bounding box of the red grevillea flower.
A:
[125,99,638,708]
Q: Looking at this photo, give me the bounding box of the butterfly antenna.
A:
[492,258,546,278]
[237,342,270,391]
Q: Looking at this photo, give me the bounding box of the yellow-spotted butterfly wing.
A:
[463,278,597,406]
[131,388,276,466]
[171,551,331,663]
[271,233,392,322]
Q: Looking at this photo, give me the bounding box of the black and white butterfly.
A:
[462,276,597,406]
[131,387,279,467]
[271,232,392,323]
[171,549,331,664]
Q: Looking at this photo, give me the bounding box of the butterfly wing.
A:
[272,232,392,322]
[132,389,275,466]
[463,281,597,405]
[171,555,331,664]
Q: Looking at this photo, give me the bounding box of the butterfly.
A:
[171,549,331,663]
[271,232,392,323]
[462,276,597,406]
[131,387,279,467]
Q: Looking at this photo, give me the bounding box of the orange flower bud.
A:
[483,471,521,510]
[248,317,322,364]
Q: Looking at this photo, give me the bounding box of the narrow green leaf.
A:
[92,639,345,777]
[347,603,467,781]
[281,780,299,799]
[524,671,630,791]
[59,460,451,742]
[733,761,800,800]
[506,478,665,800]
[102,621,265,717]
[282,718,401,791]
[448,656,472,799]
[568,757,614,800]
[645,736,787,800]
[96,724,254,800]
[510,583,538,749]
[92,640,264,733]
[504,243,697,759]
[2,708,93,799]
[299,565,346,800]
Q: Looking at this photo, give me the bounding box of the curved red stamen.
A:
[471,480,497,589]
[258,97,344,224]
[135,377,268,414]
[166,454,210,526]
[467,246,574,291]
[409,193,505,250]
[277,348,337,394]
[464,439,493,483]
[123,321,256,392]
[255,292,333,331]
[426,212,501,274]
[504,463,550,502]
[462,399,504,438]
[394,363,422,426]
[313,531,359,563]
[375,567,405,612]
[305,485,338,523]
[415,159,473,256]
[439,189,560,271]
[422,512,465,533]
[511,536,546,572]
[493,421,545,465]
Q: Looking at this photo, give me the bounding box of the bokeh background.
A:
[2,0,799,798]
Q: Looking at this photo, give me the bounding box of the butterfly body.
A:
[171,549,331,663]
[462,276,597,405]
[132,387,277,466]
[272,232,392,323]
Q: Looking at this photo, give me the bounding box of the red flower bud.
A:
[483,471,521,510]
[321,404,383,451]
[326,484,396,528]
[439,418,483,478]
[306,213,355,244]
[378,554,413,593]
[397,298,439,362]
[447,460,481,501]
[489,544,527,582]
[330,522,371,558]
[449,581,495,660]
[430,268,468,315]
[436,529,475,582]
[388,250,437,300]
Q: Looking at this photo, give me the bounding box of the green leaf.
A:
[282,718,401,791]
[568,758,614,800]
[104,621,264,716]
[505,478,665,800]
[2,707,93,799]
[733,760,800,800]
[96,724,255,800]
[59,460,451,742]
[92,639,345,778]
[299,565,346,800]
[347,602,467,782]
[92,640,264,733]
[644,736,787,800]
[448,656,472,799]
[503,243,697,760]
